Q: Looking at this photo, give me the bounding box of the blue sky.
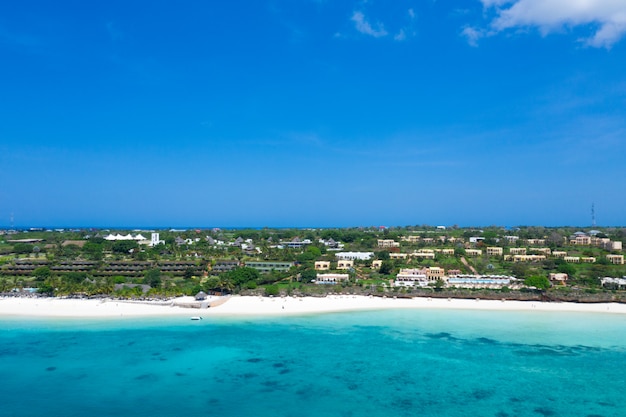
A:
[1,0,625,228]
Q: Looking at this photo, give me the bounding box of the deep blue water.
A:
[1,309,625,417]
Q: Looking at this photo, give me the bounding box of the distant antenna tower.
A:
[591,203,596,228]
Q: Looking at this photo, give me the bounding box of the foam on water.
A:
[1,309,625,417]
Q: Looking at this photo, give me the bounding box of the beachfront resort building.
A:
[511,254,546,263]
[572,235,592,245]
[401,235,421,243]
[509,248,527,255]
[427,267,445,280]
[606,254,625,265]
[211,260,240,274]
[504,236,520,244]
[282,237,312,249]
[394,268,429,287]
[564,256,580,263]
[335,252,374,261]
[410,250,435,259]
[314,261,331,271]
[601,277,626,290]
[595,239,623,251]
[389,253,408,260]
[337,260,354,270]
[244,261,294,273]
[371,260,383,269]
[150,232,165,247]
[530,248,552,255]
[319,238,344,249]
[315,273,349,284]
[486,247,503,256]
[549,273,568,285]
[377,239,400,248]
[394,267,446,287]
[447,274,517,289]
[563,256,580,264]
[608,241,622,251]
[465,249,482,257]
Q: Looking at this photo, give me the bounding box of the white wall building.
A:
[315,273,350,284]
[447,275,516,288]
[394,268,429,287]
[150,232,165,247]
[335,252,374,261]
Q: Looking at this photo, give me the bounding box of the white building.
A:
[601,277,626,289]
[315,273,350,284]
[150,232,165,247]
[335,252,374,261]
[394,268,429,287]
[447,275,516,288]
[104,233,145,241]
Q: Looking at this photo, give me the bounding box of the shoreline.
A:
[1,295,626,319]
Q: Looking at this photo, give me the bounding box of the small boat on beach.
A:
[190,316,203,321]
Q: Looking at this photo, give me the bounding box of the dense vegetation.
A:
[1,225,625,299]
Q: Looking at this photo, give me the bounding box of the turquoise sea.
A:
[1,309,625,417]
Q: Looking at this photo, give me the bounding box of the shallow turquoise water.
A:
[1,309,625,417]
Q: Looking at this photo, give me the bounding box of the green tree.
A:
[82,242,103,260]
[144,268,162,287]
[63,272,88,284]
[13,243,33,254]
[0,277,8,292]
[204,276,221,291]
[299,269,317,283]
[296,251,317,262]
[557,263,576,276]
[112,240,139,254]
[524,275,550,291]
[511,263,530,279]
[375,251,390,260]
[37,282,55,295]
[33,266,52,280]
[264,284,279,296]
[379,260,394,275]
[183,267,195,280]
[223,267,260,288]
[306,245,322,258]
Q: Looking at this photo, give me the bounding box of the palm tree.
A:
[218,276,235,294]
[0,277,8,292]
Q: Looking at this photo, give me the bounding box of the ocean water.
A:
[1,309,625,417]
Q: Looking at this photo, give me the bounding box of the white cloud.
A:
[480,0,626,48]
[461,26,486,46]
[351,11,388,38]
[408,8,415,19]
[394,29,406,41]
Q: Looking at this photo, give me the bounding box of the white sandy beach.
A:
[1,295,626,318]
